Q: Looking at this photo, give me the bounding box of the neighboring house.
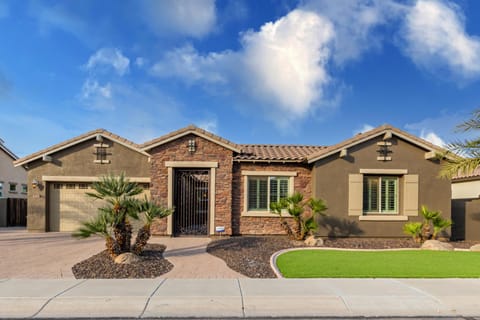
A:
[0,139,27,199]
[0,139,27,227]
[14,124,452,239]
[451,170,480,240]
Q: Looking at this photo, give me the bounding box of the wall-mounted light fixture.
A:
[188,139,196,153]
[32,179,40,189]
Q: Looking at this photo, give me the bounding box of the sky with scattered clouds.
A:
[1,0,480,157]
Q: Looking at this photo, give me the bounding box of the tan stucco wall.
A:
[312,136,451,238]
[25,138,150,231]
[0,148,27,199]
[452,180,480,199]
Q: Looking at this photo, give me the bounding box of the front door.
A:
[173,169,210,236]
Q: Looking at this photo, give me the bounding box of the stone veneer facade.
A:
[231,162,312,235]
[149,133,234,235]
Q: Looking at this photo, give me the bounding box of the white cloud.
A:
[80,79,113,110]
[240,10,334,120]
[140,0,216,38]
[135,57,147,68]
[196,117,218,134]
[86,48,130,76]
[420,130,445,147]
[302,0,405,65]
[353,124,375,135]
[151,9,335,127]
[81,79,111,99]
[400,0,480,80]
[151,44,230,85]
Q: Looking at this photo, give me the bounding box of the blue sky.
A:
[1,0,480,157]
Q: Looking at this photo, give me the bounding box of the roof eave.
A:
[142,129,241,153]
[14,132,149,167]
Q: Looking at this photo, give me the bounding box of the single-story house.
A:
[14,124,454,238]
[451,170,480,240]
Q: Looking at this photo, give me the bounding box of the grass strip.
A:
[276,249,480,278]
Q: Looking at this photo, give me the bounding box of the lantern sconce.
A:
[32,179,40,189]
[188,139,196,153]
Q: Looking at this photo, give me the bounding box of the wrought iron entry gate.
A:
[173,169,210,235]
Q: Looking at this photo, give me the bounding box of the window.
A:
[21,184,27,194]
[363,176,398,214]
[78,183,88,189]
[53,183,63,189]
[247,176,290,211]
[93,143,110,164]
[65,183,76,189]
[96,147,107,161]
[0,182,3,197]
[9,183,17,193]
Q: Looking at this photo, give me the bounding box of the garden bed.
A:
[207,236,478,278]
[72,244,173,279]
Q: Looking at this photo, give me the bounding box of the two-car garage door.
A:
[48,182,150,232]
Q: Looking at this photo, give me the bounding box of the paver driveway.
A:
[0,228,243,278]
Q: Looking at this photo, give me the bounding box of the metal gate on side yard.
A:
[173,169,210,236]
[6,198,27,227]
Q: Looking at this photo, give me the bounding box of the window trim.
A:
[8,182,17,193]
[241,171,295,217]
[363,175,399,215]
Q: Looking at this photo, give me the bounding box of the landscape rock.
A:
[470,244,480,252]
[421,240,454,251]
[304,235,324,247]
[114,252,141,264]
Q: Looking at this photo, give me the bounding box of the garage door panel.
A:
[49,183,150,232]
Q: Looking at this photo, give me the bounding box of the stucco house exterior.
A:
[1,139,27,199]
[14,124,453,238]
[0,139,27,227]
[451,170,480,240]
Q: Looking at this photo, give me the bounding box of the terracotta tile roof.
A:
[235,144,325,162]
[307,124,447,163]
[141,125,241,152]
[452,168,480,181]
[14,129,144,167]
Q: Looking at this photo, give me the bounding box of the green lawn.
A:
[276,249,480,278]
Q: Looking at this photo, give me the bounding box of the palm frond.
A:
[456,109,480,132]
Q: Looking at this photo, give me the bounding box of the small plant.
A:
[403,222,422,243]
[73,173,172,259]
[270,192,327,241]
[403,205,452,243]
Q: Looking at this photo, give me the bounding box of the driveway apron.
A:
[0,229,244,279]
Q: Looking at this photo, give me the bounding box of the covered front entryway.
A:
[173,169,210,236]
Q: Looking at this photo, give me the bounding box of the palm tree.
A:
[132,197,172,254]
[270,192,327,240]
[73,173,143,256]
[440,109,480,178]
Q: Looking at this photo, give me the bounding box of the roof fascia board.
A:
[14,133,148,167]
[308,129,444,164]
[0,144,18,161]
[142,130,241,153]
[308,131,385,163]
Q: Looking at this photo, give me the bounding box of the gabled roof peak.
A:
[14,128,147,167]
[141,125,241,153]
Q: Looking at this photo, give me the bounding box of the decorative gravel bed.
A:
[207,236,479,278]
[72,244,173,279]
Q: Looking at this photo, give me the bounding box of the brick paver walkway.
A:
[151,237,245,278]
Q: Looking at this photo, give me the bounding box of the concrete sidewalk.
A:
[1,278,479,318]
